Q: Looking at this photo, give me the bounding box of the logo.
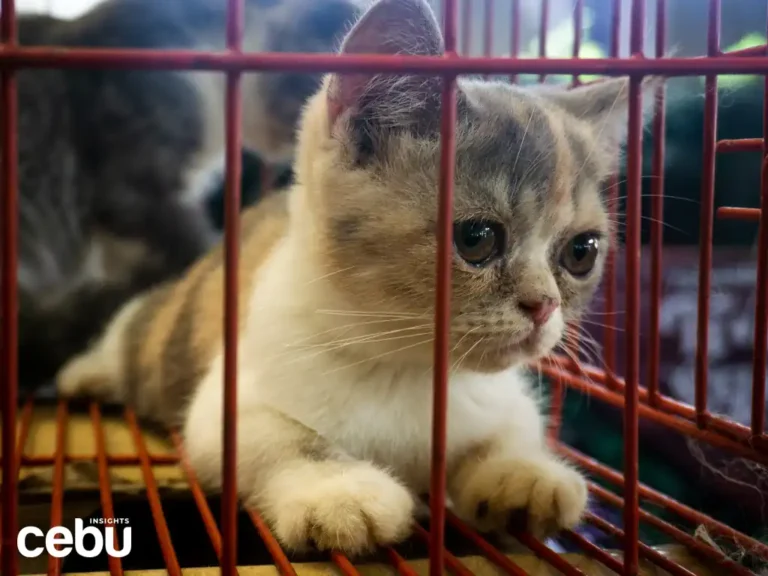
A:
[18,518,131,559]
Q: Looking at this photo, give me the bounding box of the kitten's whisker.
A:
[557,341,600,390]
[566,324,603,356]
[518,148,554,183]
[306,265,356,284]
[286,317,432,347]
[294,323,433,350]
[450,336,485,373]
[584,309,624,316]
[284,331,434,367]
[448,326,480,358]
[613,193,699,203]
[561,325,609,379]
[578,319,625,333]
[607,215,688,236]
[597,175,663,195]
[315,309,428,319]
[510,110,534,177]
[320,338,435,376]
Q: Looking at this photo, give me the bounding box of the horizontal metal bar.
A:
[542,357,768,451]
[543,364,768,464]
[2,453,179,466]
[716,138,762,153]
[719,44,768,57]
[717,206,761,221]
[2,47,768,75]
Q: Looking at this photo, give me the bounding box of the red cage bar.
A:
[3,1,768,576]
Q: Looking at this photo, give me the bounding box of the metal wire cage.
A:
[2,0,768,575]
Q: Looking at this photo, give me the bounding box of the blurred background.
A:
[18,0,768,246]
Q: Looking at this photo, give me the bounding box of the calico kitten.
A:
[57,0,657,555]
[15,0,361,390]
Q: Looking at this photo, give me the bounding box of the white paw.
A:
[262,462,415,555]
[454,457,588,538]
[56,355,101,397]
[56,351,123,403]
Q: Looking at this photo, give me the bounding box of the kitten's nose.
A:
[519,297,559,326]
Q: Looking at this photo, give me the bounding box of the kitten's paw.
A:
[56,354,116,400]
[263,463,415,555]
[454,457,588,538]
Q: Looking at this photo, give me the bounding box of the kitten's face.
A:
[296,0,653,372]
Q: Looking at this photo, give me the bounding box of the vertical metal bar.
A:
[429,0,457,574]
[461,0,471,56]
[603,0,622,378]
[48,400,68,576]
[538,0,549,83]
[0,393,31,563]
[624,0,646,572]
[0,0,18,572]
[623,82,643,575]
[509,0,520,84]
[483,0,493,57]
[647,0,667,407]
[750,10,768,436]
[610,0,622,58]
[571,0,584,86]
[222,0,244,574]
[90,403,125,576]
[414,524,480,576]
[695,0,721,429]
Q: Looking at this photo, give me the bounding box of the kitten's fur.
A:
[58,0,657,554]
[16,0,361,390]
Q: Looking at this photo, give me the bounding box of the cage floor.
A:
[1,400,743,576]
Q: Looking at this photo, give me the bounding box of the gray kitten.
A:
[14,0,361,391]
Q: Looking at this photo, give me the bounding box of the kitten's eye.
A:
[560,232,600,277]
[454,220,505,266]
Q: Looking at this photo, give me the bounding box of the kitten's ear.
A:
[540,76,662,148]
[327,0,444,126]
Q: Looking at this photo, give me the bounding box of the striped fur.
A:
[57,0,658,557]
[58,192,288,425]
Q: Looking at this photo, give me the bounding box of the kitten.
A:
[57,0,657,555]
[14,0,361,391]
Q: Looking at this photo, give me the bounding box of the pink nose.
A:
[519,297,559,326]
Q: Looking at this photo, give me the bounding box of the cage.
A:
[1,0,768,575]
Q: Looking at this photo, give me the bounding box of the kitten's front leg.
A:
[184,402,415,555]
[449,439,588,539]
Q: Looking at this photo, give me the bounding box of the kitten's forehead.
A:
[455,81,597,224]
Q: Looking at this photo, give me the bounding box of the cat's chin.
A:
[452,330,560,373]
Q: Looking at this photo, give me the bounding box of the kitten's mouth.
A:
[450,329,556,372]
[487,333,538,354]
[459,331,539,358]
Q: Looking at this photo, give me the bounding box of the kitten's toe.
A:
[455,457,588,539]
[263,463,415,555]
